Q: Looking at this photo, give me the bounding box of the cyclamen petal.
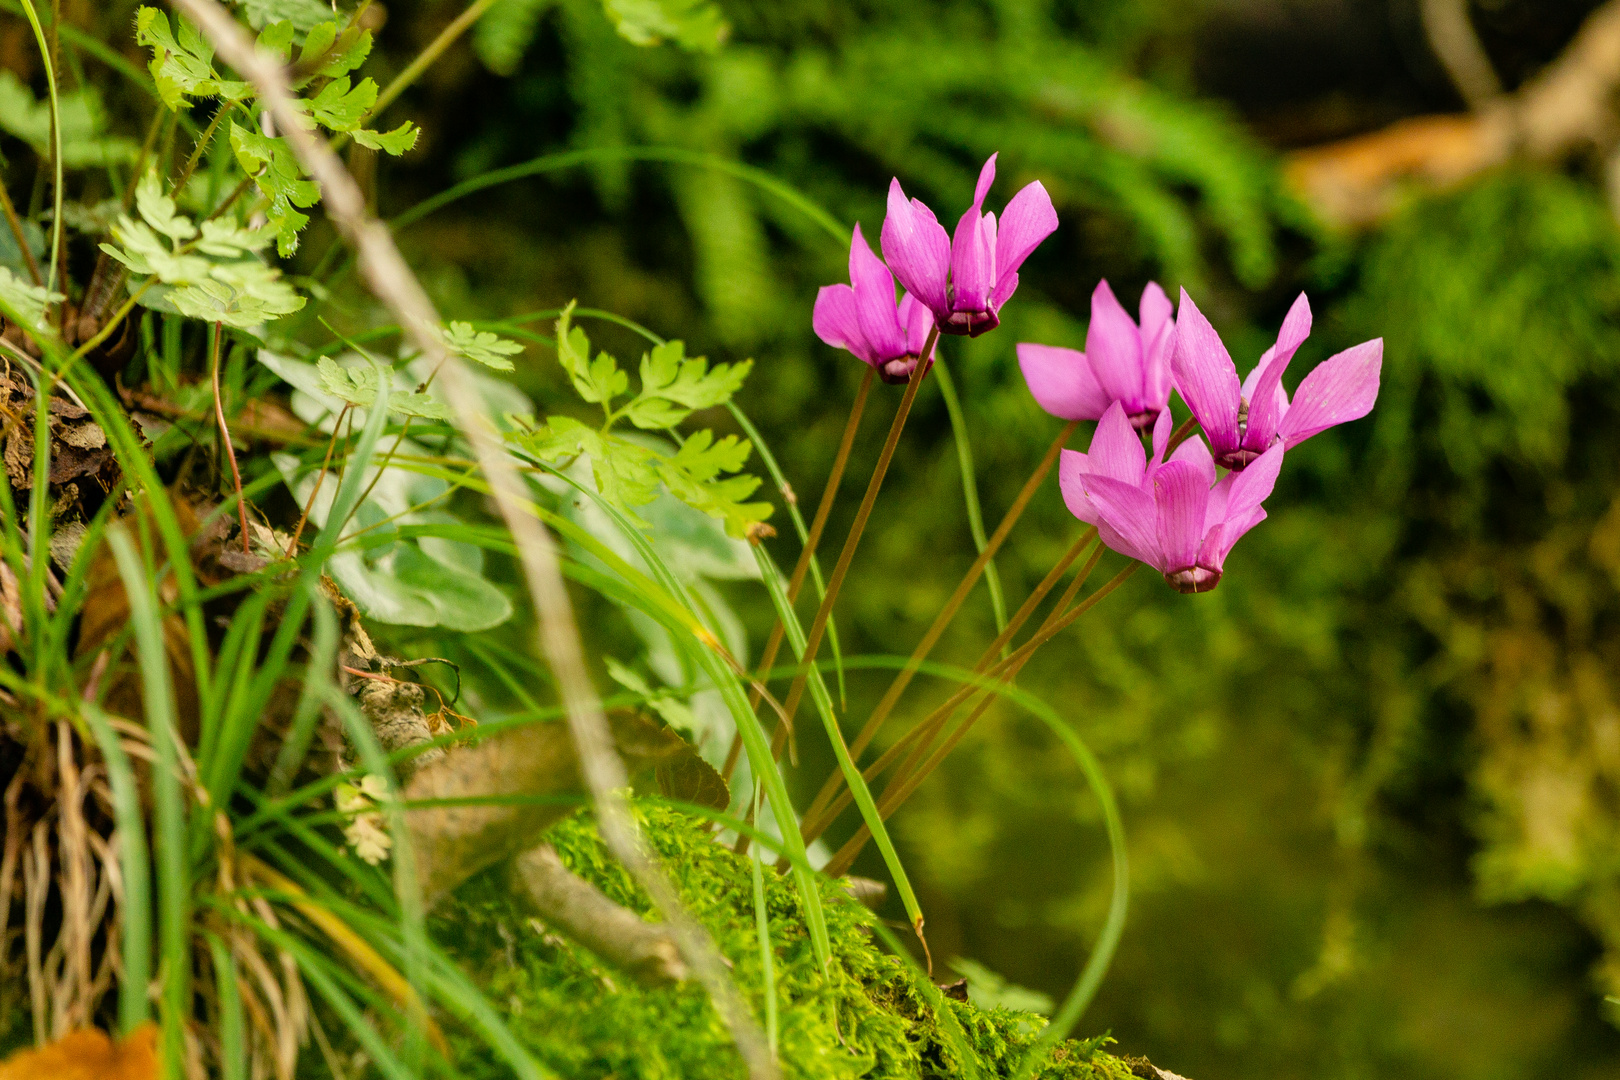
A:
[1017,343,1113,421]
[992,181,1058,307]
[1086,280,1149,418]
[950,206,997,313]
[812,285,867,361]
[1242,292,1312,453]
[848,223,907,362]
[1085,402,1147,485]
[1153,460,1211,576]
[1170,289,1243,458]
[1058,448,1102,526]
[1078,474,1161,567]
[881,179,951,318]
[1140,282,1175,408]
[1277,338,1384,448]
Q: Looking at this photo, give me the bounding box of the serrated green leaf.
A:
[195,219,275,258]
[170,263,305,329]
[351,122,419,156]
[134,172,197,243]
[623,341,750,428]
[315,358,450,419]
[256,19,296,61]
[297,75,377,132]
[100,219,213,282]
[0,267,63,334]
[442,320,521,370]
[136,6,253,107]
[321,28,374,78]
[554,304,628,406]
[230,123,321,255]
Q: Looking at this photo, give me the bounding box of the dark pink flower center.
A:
[1165,565,1222,593]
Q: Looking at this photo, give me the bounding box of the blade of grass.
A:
[205,935,246,1080]
[82,703,152,1034]
[748,803,779,1058]
[751,540,929,959]
[109,526,189,1080]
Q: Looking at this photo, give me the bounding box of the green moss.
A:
[431,802,1129,1079]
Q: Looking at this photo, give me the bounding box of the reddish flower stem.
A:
[794,423,1078,834]
[769,328,937,747]
[721,367,876,782]
[822,559,1140,878]
[210,322,251,554]
[796,527,1097,849]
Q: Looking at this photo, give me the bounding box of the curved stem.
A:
[822,561,1138,878]
[799,536,1100,852]
[210,323,250,554]
[18,0,62,302]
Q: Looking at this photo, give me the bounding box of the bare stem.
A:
[285,404,352,557]
[797,531,1099,849]
[771,329,937,756]
[721,367,875,782]
[210,322,251,554]
[822,560,1139,877]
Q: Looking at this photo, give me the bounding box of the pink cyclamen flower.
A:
[880,152,1058,337]
[1171,289,1383,471]
[1017,279,1174,431]
[813,222,935,383]
[1060,402,1283,593]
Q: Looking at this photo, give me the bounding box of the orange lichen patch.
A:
[0,1023,160,1080]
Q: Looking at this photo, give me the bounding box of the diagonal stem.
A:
[0,181,42,287]
[795,422,1076,832]
[797,531,1098,849]
[769,329,937,757]
[210,322,251,555]
[822,560,1139,878]
[721,367,875,782]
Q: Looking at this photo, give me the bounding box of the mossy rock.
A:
[432,801,1134,1079]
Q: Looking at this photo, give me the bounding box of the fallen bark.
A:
[511,844,687,986]
[1287,0,1620,224]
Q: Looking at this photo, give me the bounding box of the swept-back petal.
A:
[1243,292,1313,450]
[1170,289,1243,454]
[1085,279,1146,410]
[972,153,998,213]
[881,179,950,317]
[950,207,996,312]
[847,223,905,361]
[1153,459,1211,573]
[1200,506,1266,570]
[1140,282,1175,408]
[1149,406,1172,468]
[991,181,1057,307]
[1017,343,1112,420]
[1223,441,1285,524]
[812,284,873,365]
[1278,338,1383,448]
[1059,448,1101,525]
[1084,401,1147,485]
[1081,474,1161,568]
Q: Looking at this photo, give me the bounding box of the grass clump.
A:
[431,802,1131,1079]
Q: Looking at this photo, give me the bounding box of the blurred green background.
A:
[35,0,1620,1074]
[360,1,1620,1076]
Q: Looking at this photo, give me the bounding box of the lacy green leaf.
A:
[230,123,321,256]
[555,304,628,406]
[442,321,522,370]
[352,122,420,156]
[624,340,750,429]
[316,358,450,419]
[298,75,378,132]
